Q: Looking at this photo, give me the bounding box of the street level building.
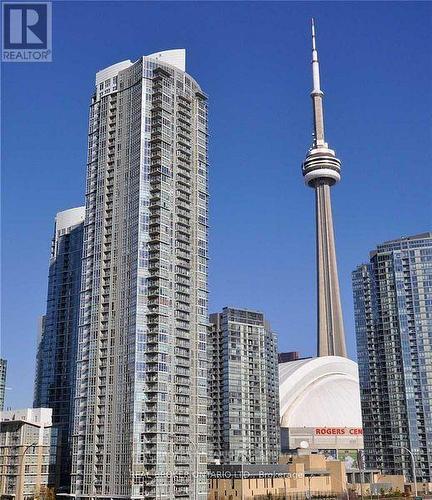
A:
[208,308,280,465]
[353,232,432,482]
[208,454,347,499]
[0,361,6,412]
[0,408,57,499]
[33,207,85,494]
[72,49,209,500]
[208,459,411,499]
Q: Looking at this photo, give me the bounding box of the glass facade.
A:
[208,308,280,465]
[72,52,208,499]
[33,208,85,493]
[352,233,432,482]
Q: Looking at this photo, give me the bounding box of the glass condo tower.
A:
[353,233,432,482]
[34,207,85,493]
[208,307,280,465]
[71,50,209,500]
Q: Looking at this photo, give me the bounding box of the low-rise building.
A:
[282,426,364,469]
[208,454,347,499]
[278,352,304,364]
[0,408,57,499]
[347,472,406,496]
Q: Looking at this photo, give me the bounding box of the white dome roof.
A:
[279,356,363,428]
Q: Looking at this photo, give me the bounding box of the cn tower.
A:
[302,20,347,357]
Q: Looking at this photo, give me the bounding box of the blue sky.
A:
[2,1,431,408]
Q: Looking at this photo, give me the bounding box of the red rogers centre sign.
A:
[314,428,363,436]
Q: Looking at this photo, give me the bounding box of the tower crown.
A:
[302,19,341,188]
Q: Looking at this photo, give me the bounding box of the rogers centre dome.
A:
[279,356,362,428]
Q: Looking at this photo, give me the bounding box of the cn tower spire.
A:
[311,18,325,147]
[302,19,347,358]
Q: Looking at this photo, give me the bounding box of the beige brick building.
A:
[0,408,56,499]
[208,454,346,499]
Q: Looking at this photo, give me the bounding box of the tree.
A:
[34,485,56,500]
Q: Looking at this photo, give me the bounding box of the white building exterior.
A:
[0,408,57,499]
[72,49,208,500]
[279,357,363,456]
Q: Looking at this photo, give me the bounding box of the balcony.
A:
[177,114,191,126]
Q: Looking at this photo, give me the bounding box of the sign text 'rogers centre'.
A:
[314,427,363,436]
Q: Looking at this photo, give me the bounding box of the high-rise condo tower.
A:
[208,308,280,465]
[34,207,85,493]
[353,233,432,482]
[71,50,209,500]
[302,20,347,357]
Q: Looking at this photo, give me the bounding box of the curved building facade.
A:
[279,357,363,460]
[72,49,209,500]
[34,206,85,493]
